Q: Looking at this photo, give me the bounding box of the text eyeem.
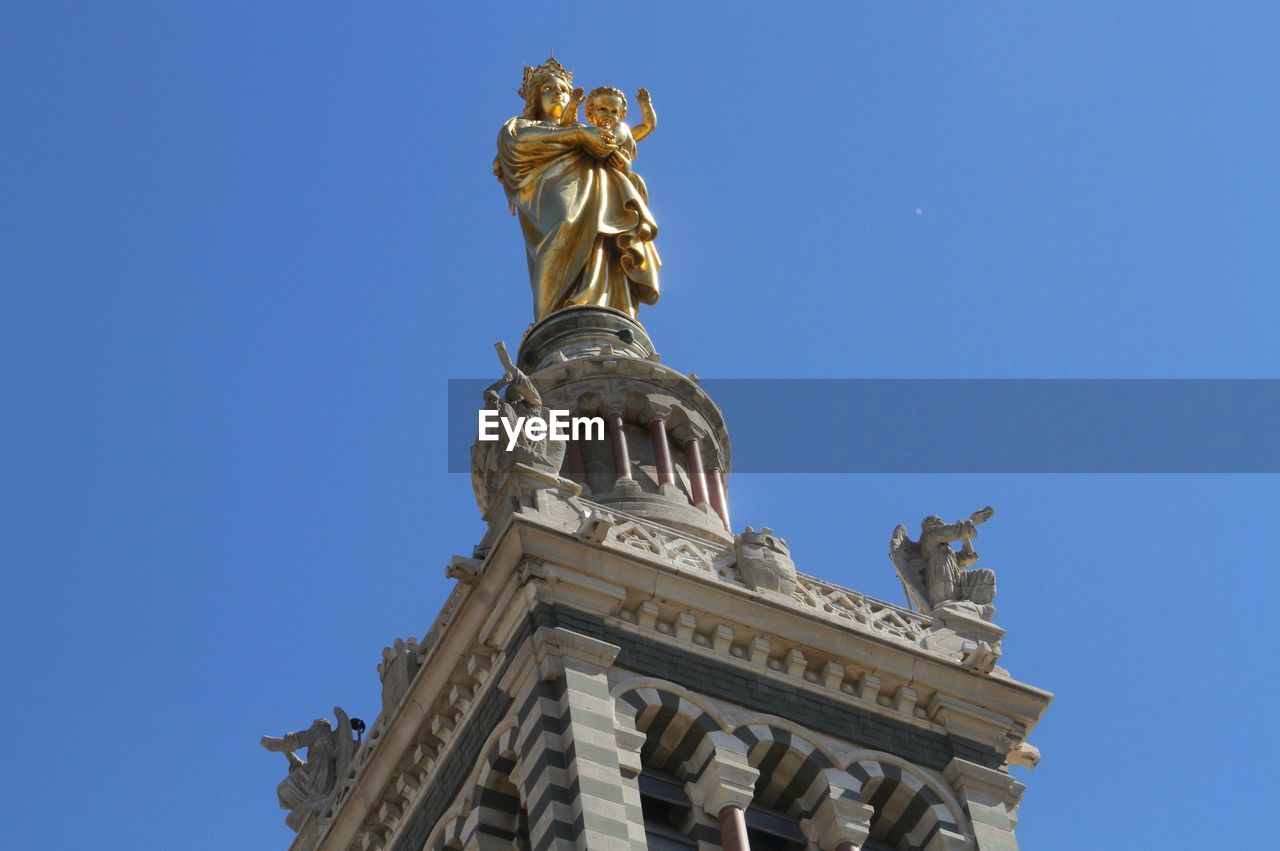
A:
[478,409,605,451]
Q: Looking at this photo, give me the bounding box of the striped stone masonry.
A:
[500,626,644,851]
[295,470,1049,851]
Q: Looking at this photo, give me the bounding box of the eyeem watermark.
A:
[478,409,605,451]
[453,379,1280,472]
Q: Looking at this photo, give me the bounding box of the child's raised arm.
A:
[560,87,586,126]
[632,88,657,141]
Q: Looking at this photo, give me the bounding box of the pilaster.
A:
[943,758,1026,851]
[500,625,645,850]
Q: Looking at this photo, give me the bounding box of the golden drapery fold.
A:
[495,118,661,321]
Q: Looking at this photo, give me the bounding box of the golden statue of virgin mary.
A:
[494,58,661,322]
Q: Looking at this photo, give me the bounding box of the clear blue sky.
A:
[3,3,1278,848]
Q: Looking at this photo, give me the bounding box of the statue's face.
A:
[587,94,624,130]
[536,76,571,121]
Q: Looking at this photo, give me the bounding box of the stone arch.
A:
[461,722,529,850]
[613,681,735,848]
[841,752,968,851]
[420,806,466,851]
[731,722,838,820]
[614,682,728,781]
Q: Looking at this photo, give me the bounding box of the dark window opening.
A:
[640,771,696,850]
[744,802,806,851]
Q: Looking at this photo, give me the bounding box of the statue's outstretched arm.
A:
[632,88,657,142]
[503,120,616,160]
[262,719,324,754]
[926,520,976,544]
[560,87,585,127]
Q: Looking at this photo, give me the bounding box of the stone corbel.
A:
[613,711,647,779]
[446,555,483,584]
[921,602,1005,671]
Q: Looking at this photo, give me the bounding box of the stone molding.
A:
[310,500,1048,851]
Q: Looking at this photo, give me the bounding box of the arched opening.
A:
[618,686,724,848]
[469,730,532,850]
[846,759,963,851]
[734,724,832,850]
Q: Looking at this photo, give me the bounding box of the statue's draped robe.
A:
[921,524,996,607]
[496,118,660,320]
[274,725,339,829]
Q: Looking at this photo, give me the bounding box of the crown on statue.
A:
[739,526,791,557]
[520,56,573,99]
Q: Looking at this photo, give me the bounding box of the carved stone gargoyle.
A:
[889,507,998,621]
[732,526,797,596]
[260,708,357,831]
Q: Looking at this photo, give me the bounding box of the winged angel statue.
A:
[260,707,358,831]
[889,507,998,620]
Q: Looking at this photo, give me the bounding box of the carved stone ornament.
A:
[470,341,568,513]
[260,708,358,831]
[889,507,998,620]
[733,526,797,596]
[379,637,423,717]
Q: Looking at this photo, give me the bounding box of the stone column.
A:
[943,758,1025,851]
[706,466,730,530]
[608,413,633,484]
[499,626,646,851]
[649,417,675,488]
[719,806,750,851]
[685,740,758,851]
[683,438,709,507]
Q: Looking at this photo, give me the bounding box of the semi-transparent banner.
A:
[447,379,1280,473]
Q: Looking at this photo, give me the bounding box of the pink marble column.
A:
[683,438,708,506]
[607,413,632,481]
[650,419,675,487]
[706,467,730,530]
[835,842,859,851]
[718,804,751,851]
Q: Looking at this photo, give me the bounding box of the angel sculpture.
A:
[470,341,567,512]
[260,707,357,831]
[890,507,998,620]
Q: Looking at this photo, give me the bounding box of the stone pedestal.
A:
[496,307,734,544]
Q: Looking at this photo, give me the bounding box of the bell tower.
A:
[259,59,1051,851]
